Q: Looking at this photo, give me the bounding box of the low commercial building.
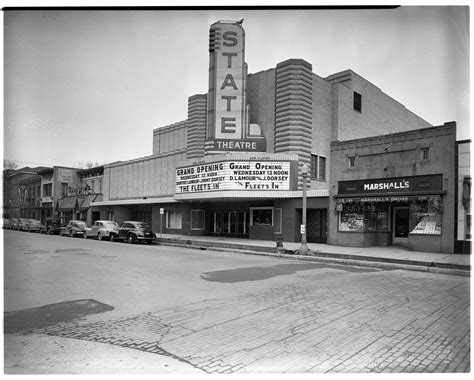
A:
[330,123,456,253]
[3,167,45,219]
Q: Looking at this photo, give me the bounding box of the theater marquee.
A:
[176,160,291,194]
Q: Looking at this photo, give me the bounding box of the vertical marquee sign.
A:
[207,20,265,153]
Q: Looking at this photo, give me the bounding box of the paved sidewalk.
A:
[154,234,471,275]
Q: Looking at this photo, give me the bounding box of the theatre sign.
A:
[206,20,266,153]
[175,160,292,194]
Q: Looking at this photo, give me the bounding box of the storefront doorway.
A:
[210,211,249,236]
[307,209,328,243]
[392,207,410,246]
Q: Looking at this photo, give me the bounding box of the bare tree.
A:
[3,159,18,170]
[77,161,101,169]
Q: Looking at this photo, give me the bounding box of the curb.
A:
[155,238,470,277]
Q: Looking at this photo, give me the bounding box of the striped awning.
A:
[78,194,98,210]
[57,197,78,210]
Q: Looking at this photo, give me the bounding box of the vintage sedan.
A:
[18,218,31,231]
[9,218,20,230]
[26,219,45,233]
[60,220,88,238]
[43,218,61,235]
[115,221,155,244]
[84,220,120,241]
[2,218,11,229]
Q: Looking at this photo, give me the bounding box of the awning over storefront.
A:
[91,196,177,207]
[335,192,445,204]
[175,189,329,201]
[78,194,98,210]
[57,197,78,210]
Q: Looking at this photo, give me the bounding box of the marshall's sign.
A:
[338,175,443,195]
[363,179,410,191]
[206,20,265,153]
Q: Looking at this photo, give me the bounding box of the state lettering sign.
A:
[206,21,266,153]
[175,161,291,194]
[208,21,245,141]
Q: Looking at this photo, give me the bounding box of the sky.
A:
[2,5,470,169]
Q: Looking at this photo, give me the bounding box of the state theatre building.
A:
[91,20,468,254]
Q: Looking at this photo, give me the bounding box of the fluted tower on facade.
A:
[274,59,313,189]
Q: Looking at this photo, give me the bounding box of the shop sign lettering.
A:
[363,180,410,191]
[68,183,94,195]
[176,161,290,194]
[339,175,442,195]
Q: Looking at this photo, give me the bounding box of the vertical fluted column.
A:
[275,59,313,189]
[187,94,207,159]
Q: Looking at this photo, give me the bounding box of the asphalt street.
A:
[3,229,470,374]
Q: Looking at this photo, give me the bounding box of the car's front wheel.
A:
[83,233,88,239]
[98,233,103,241]
[110,234,116,242]
[69,231,75,238]
[127,234,135,244]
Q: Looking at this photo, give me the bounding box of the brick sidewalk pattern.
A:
[25,269,469,373]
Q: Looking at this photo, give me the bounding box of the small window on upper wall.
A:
[353,91,362,112]
[421,147,429,161]
[348,156,356,168]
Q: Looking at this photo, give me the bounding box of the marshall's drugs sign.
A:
[175,161,291,193]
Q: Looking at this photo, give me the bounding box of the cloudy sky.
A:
[3,6,470,168]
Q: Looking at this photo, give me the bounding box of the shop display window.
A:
[191,210,205,230]
[166,210,182,229]
[251,208,273,226]
[410,196,442,235]
[339,203,389,232]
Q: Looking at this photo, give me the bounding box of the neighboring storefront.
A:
[335,175,446,250]
[329,123,456,253]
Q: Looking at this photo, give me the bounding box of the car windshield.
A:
[104,221,119,227]
[74,221,86,227]
[136,223,151,229]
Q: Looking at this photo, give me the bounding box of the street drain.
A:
[4,299,114,333]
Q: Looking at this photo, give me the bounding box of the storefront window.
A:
[339,203,364,232]
[410,196,442,235]
[339,203,389,232]
[191,210,205,230]
[166,210,182,229]
[251,208,273,226]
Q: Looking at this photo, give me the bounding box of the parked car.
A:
[2,218,11,229]
[60,220,88,238]
[26,219,45,233]
[43,218,61,235]
[116,221,155,244]
[10,218,21,230]
[84,220,120,241]
[18,218,31,231]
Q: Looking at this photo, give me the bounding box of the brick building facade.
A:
[330,123,456,253]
